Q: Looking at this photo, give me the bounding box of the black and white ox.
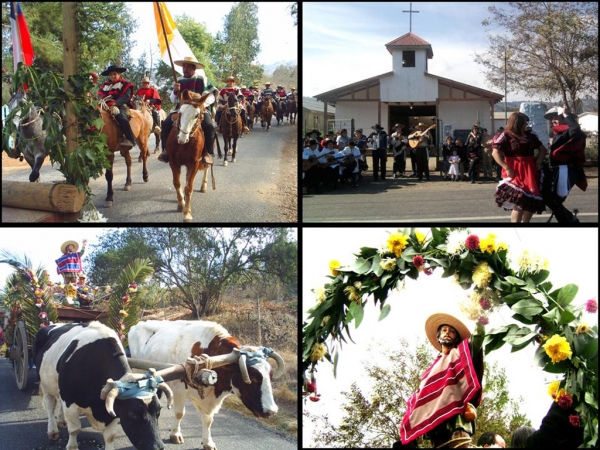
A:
[33,321,173,450]
[129,320,285,450]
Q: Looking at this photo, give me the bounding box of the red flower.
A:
[585,299,597,314]
[309,395,321,402]
[465,235,480,251]
[477,316,489,326]
[569,414,580,427]
[557,392,573,410]
[479,298,492,310]
[413,255,424,268]
[306,381,316,393]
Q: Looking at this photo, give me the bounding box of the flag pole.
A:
[155,2,179,87]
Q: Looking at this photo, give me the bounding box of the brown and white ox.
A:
[129,320,285,450]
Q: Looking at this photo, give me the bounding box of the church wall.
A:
[335,101,379,134]
[379,49,438,102]
[438,100,493,133]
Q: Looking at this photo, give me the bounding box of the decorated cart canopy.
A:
[0,251,154,390]
[302,228,598,447]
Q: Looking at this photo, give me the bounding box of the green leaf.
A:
[558,309,576,325]
[359,247,378,258]
[534,345,549,367]
[379,304,391,321]
[380,273,391,288]
[501,290,531,305]
[400,247,418,262]
[582,338,598,361]
[372,254,384,277]
[531,270,550,284]
[508,331,537,347]
[511,299,544,317]
[585,392,598,409]
[333,349,339,379]
[349,301,364,329]
[352,258,372,274]
[505,276,527,286]
[427,257,449,268]
[556,284,579,307]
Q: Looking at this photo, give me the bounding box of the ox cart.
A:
[8,304,108,390]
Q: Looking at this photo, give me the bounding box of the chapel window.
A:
[402,51,415,67]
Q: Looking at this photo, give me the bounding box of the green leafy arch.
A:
[302,228,598,447]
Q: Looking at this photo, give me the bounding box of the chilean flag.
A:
[10,2,35,72]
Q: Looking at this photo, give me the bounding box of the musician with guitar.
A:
[408,122,436,181]
[339,140,363,187]
[302,139,346,192]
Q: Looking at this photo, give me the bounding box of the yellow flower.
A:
[548,380,561,399]
[387,232,409,257]
[497,241,508,251]
[574,322,591,335]
[329,260,341,276]
[314,286,327,303]
[119,309,129,317]
[344,286,361,303]
[543,334,572,364]
[415,231,426,244]
[310,343,327,362]
[380,257,397,271]
[479,234,498,253]
[472,261,493,288]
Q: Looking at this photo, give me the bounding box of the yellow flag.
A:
[154,2,176,58]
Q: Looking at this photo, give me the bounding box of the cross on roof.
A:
[402,2,420,32]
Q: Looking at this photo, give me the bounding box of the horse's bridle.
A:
[174,107,202,138]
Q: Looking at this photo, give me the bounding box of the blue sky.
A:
[304,2,533,101]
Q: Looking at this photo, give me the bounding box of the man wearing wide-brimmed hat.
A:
[97,65,137,149]
[158,55,217,164]
[399,313,484,448]
[256,82,275,118]
[215,75,250,134]
[134,76,163,134]
[56,240,88,285]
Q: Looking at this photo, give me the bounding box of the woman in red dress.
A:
[492,112,547,222]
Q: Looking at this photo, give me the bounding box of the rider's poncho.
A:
[56,252,82,275]
[400,339,481,444]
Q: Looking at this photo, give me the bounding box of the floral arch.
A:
[302,228,598,447]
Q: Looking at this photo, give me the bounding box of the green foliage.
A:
[0,251,58,346]
[210,2,262,86]
[105,258,154,349]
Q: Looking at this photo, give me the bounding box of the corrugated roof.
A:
[303,96,336,113]
[385,32,433,58]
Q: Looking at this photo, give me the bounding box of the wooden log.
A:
[2,181,85,213]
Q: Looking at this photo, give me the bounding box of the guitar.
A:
[408,124,437,148]
[302,151,346,171]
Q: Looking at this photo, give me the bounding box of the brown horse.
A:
[219,92,242,166]
[288,95,298,125]
[260,96,274,131]
[246,101,255,130]
[99,99,149,208]
[167,89,212,222]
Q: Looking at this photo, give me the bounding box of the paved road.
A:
[0,358,296,450]
[302,169,598,223]
[3,120,295,222]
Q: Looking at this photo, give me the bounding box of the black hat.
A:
[101,65,126,76]
[371,124,384,130]
[306,129,322,137]
[348,140,356,146]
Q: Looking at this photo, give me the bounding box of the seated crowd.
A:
[302,123,505,194]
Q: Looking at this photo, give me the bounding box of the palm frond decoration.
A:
[106,258,154,348]
[0,250,59,345]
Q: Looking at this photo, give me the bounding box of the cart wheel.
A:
[13,321,29,390]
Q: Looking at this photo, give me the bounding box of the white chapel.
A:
[314,32,504,147]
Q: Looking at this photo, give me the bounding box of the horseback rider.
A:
[215,76,250,134]
[135,76,162,134]
[158,55,217,164]
[287,87,297,101]
[97,64,136,149]
[256,81,275,116]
